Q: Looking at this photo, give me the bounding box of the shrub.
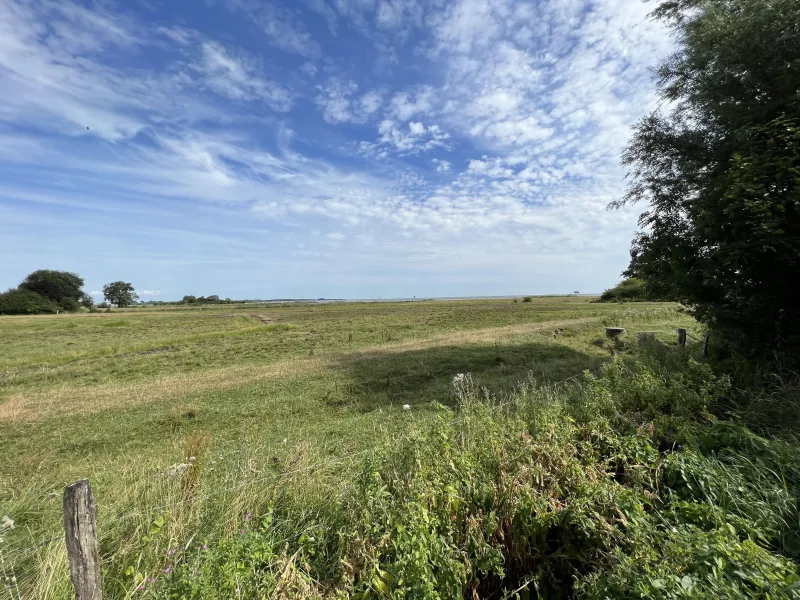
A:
[0,289,58,315]
[522,296,533,302]
[151,353,800,598]
[598,278,649,303]
[57,297,81,312]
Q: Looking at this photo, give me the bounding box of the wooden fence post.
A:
[64,479,102,600]
[677,328,687,347]
[703,334,710,357]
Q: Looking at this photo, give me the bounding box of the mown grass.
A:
[0,298,710,598]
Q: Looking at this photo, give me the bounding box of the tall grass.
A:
[7,346,798,598]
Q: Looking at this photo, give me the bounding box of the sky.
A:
[0,0,673,300]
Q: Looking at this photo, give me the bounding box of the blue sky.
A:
[0,0,672,300]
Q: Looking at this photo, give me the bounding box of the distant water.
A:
[253,294,599,304]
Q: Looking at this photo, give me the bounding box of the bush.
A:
[522,296,533,303]
[151,353,800,598]
[57,297,81,312]
[0,289,58,315]
[599,278,649,302]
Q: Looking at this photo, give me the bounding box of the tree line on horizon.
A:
[0,270,138,314]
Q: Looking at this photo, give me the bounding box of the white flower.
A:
[402,404,411,411]
[166,463,191,476]
[1,516,13,530]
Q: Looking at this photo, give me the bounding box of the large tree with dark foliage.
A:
[616,0,800,356]
[19,269,84,304]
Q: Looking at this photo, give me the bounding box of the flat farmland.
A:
[0,298,695,598]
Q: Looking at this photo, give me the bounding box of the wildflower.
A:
[137,584,145,591]
[166,463,191,476]
[245,512,252,522]
[202,543,208,551]
[402,404,411,410]
[1,516,13,530]
[166,549,177,556]
[163,566,172,575]
[147,578,156,583]
[240,529,245,535]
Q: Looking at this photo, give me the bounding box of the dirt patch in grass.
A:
[251,314,276,325]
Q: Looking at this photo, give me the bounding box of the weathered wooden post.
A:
[677,328,687,347]
[703,334,710,357]
[64,480,102,600]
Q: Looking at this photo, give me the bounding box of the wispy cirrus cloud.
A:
[0,0,672,298]
[197,41,293,111]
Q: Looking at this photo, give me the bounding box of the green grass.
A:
[0,298,706,598]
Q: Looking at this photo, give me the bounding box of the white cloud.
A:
[433,158,451,173]
[408,121,426,136]
[316,79,359,124]
[300,61,319,77]
[198,41,293,111]
[468,158,512,179]
[316,79,383,124]
[156,26,198,45]
[359,90,384,115]
[139,290,161,296]
[227,0,321,58]
[388,86,437,121]
[360,119,451,156]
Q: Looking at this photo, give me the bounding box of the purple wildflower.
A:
[166,549,177,556]
[245,512,252,522]
[202,543,208,551]
[163,566,172,575]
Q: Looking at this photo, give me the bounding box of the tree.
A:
[182,295,197,304]
[615,0,800,356]
[103,282,138,308]
[19,270,84,303]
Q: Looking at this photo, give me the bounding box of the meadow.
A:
[1,298,779,598]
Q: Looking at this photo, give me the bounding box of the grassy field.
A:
[0,298,699,598]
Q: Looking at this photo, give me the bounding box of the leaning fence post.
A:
[703,334,710,357]
[64,479,102,600]
[677,328,687,347]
